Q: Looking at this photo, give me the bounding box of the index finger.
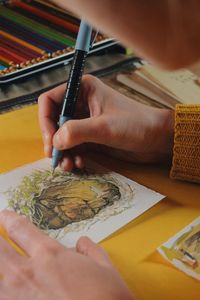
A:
[38,83,66,154]
[0,210,56,257]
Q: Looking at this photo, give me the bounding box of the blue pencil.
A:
[0,64,6,70]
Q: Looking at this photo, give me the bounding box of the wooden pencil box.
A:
[0,0,117,84]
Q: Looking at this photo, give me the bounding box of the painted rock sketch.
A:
[0,159,164,247]
[6,166,130,230]
[34,178,121,230]
[7,169,121,230]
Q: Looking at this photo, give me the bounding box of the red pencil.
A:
[0,54,14,66]
[0,46,27,64]
[1,43,31,61]
[13,0,79,34]
[0,34,40,59]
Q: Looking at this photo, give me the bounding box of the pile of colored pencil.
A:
[0,0,104,76]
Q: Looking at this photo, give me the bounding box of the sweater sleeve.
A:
[170,104,200,184]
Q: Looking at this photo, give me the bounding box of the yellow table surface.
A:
[0,105,200,300]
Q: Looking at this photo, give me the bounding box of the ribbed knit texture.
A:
[170,104,200,183]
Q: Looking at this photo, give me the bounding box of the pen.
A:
[52,20,93,171]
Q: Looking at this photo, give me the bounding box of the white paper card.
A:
[0,158,164,247]
[158,217,200,281]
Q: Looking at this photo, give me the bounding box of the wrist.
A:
[151,108,175,160]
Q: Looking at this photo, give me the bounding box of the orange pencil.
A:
[0,31,46,55]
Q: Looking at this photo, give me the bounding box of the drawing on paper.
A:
[158,217,200,280]
[6,168,125,230]
[0,158,164,246]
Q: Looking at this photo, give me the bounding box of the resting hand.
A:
[38,75,174,171]
[0,210,133,300]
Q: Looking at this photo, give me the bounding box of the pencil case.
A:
[0,0,116,84]
[0,53,143,112]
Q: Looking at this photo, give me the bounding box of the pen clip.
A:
[90,30,98,49]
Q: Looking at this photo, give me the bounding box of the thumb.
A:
[76,236,112,268]
[53,117,109,150]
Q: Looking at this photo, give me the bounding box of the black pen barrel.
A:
[61,49,87,117]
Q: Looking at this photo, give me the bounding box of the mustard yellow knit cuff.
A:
[170,104,200,183]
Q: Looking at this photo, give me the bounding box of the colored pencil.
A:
[30,0,79,25]
[13,0,78,34]
[0,17,62,52]
[33,0,79,22]
[0,34,41,59]
[0,46,27,64]
[0,59,9,68]
[0,30,45,55]
[14,5,77,39]
[0,55,15,66]
[0,64,6,71]
[0,0,105,76]
[0,7,75,46]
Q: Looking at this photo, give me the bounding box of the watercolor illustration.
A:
[6,168,125,230]
[158,217,200,281]
[0,159,164,247]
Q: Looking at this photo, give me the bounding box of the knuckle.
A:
[18,265,35,281]
[82,74,96,84]
[46,244,59,256]
[10,275,24,288]
[38,93,51,111]
[9,265,36,289]
[36,244,62,269]
[81,75,99,96]
[37,242,59,257]
[64,121,71,135]
[38,93,46,106]
[63,122,74,145]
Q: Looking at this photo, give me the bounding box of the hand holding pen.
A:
[52,20,93,171]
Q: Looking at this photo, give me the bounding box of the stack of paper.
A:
[117,63,200,109]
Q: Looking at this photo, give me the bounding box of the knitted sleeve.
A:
[170,104,200,184]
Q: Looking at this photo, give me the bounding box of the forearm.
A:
[54,0,200,69]
[153,108,175,158]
